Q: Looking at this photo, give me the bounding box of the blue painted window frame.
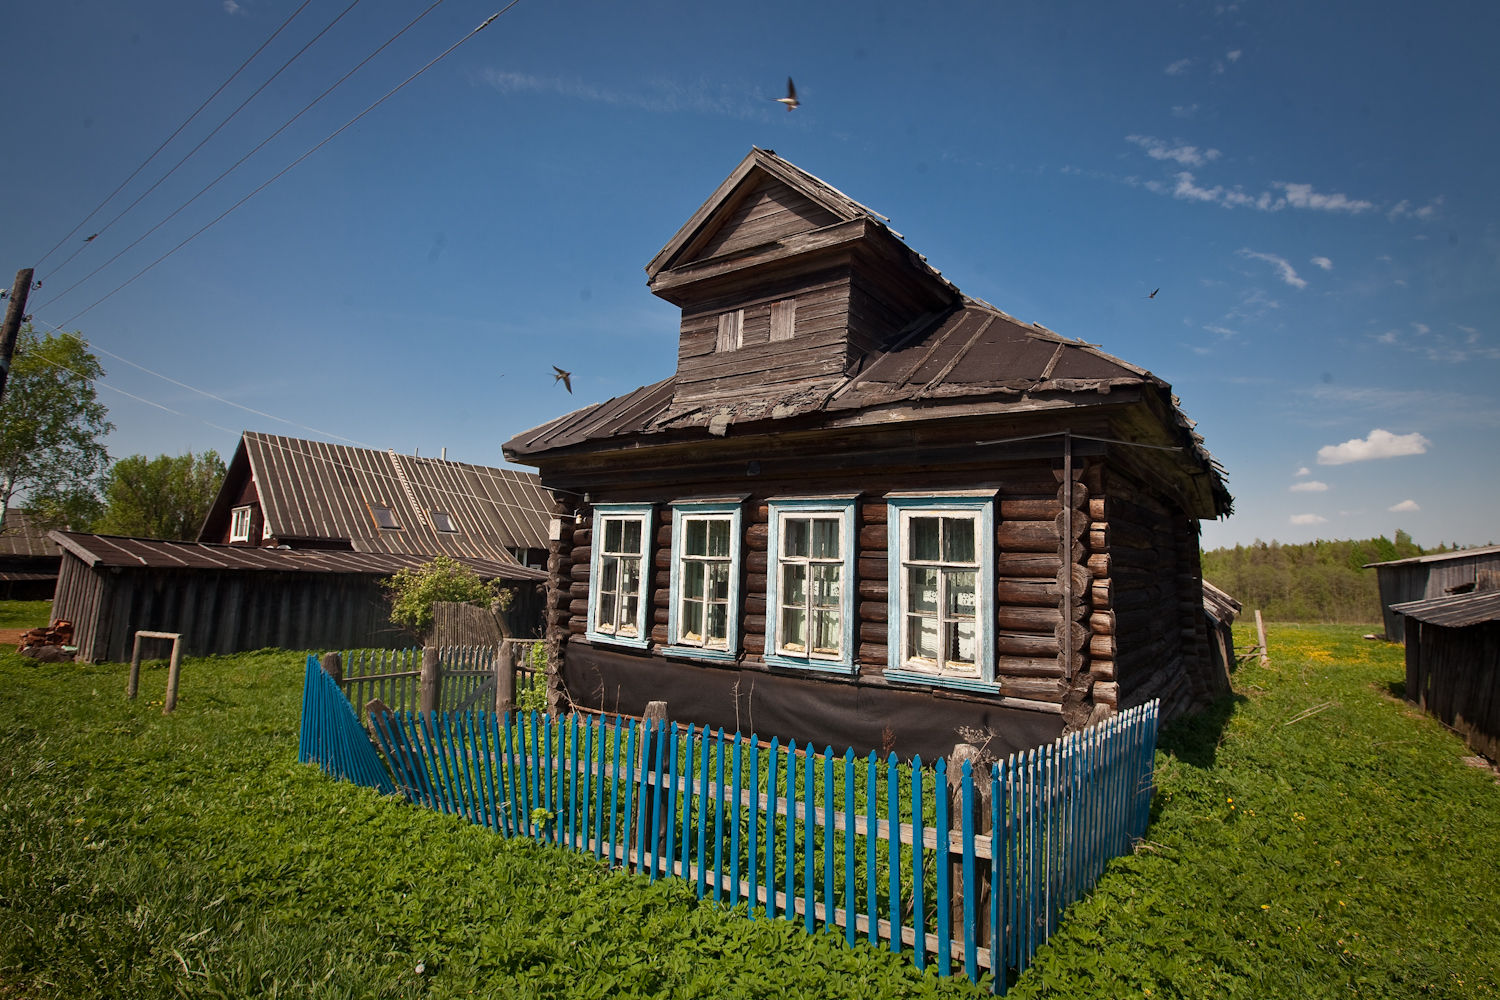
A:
[666,500,744,662]
[885,492,998,694]
[763,497,859,675]
[586,503,653,650]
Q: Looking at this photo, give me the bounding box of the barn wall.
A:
[1405,618,1500,760]
[1378,552,1500,642]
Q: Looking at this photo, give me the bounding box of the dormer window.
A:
[230,506,252,542]
[715,309,743,352]
[770,298,797,341]
[430,510,458,533]
[367,502,401,530]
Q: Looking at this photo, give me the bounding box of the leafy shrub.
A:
[384,556,494,642]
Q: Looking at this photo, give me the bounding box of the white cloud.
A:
[1238,249,1307,289]
[1388,499,1421,513]
[1290,513,1328,525]
[1126,135,1222,167]
[1388,196,1443,221]
[223,0,241,11]
[1295,466,1311,477]
[1204,324,1238,338]
[1226,50,1243,62]
[1374,330,1399,345]
[1290,481,1329,492]
[1273,182,1375,214]
[1317,428,1431,465]
[1311,256,1333,271]
[1172,171,1223,202]
[476,68,765,119]
[1165,58,1193,75]
[1171,103,1199,119]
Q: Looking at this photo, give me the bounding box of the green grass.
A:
[0,599,51,629]
[2,618,1497,998]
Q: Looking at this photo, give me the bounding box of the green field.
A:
[2,619,1496,998]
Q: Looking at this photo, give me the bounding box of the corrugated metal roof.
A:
[229,433,551,560]
[0,509,61,558]
[51,530,547,582]
[1363,544,1500,570]
[1390,589,1500,627]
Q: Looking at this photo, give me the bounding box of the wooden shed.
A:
[504,149,1233,761]
[1392,588,1500,761]
[49,531,547,662]
[0,508,62,600]
[1365,545,1500,642]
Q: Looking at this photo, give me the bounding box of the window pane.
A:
[685,560,705,598]
[907,613,938,662]
[811,609,840,655]
[599,557,619,594]
[812,563,841,607]
[943,517,976,563]
[947,621,977,669]
[782,563,807,605]
[909,516,940,561]
[908,567,938,614]
[620,556,640,594]
[811,518,840,559]
[707,519,731,557]
[620,595,638,636]
[707,563,730,602]
[621,519,641,554]
[783,517,809,558]
[685,519,707,556]
[603,518,622,552]
[780,606,807,652]
[597,593,616,631]
[681,599,704,641]
[946,570,977,618]
[706,603,728,645]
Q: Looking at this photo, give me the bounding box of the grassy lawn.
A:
[0,599,52,630]
[2,619,1497,998]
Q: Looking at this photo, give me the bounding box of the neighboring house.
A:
[1391,588,1500,761]
[0,508,61,600]
[504,149,1233,761]
[1365,545,1500,642]
[51,434,552,661]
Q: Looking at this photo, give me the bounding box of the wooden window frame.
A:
[715,309,744,352]
[764,497,857,675]
[769,298,797,342]
[229,505,253,543]
[666,500,743,662]
[367,502,401,531]
[430,510,459,533]
[884,492,998,693]
[586,504,653,649]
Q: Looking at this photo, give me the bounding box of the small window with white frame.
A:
[885,493,997,692]
[667,500,743,660]
[230,505,253,543]
[586,504,653,648]
[764,497,857,674]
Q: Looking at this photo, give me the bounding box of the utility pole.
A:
[0,267,35,407]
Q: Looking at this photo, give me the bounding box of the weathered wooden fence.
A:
[298,654,1159,992]
[297,656,395,793]
[327,642,543,720]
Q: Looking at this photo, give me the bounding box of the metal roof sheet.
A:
[1363,544,1500,570]
[1390,590,1500,627]
[0,509,61,558]
[51,530,547,582]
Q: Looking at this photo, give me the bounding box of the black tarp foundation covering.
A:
[563,641,1064,763]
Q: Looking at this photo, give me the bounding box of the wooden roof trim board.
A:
[1391,590,1500,627]
[1363,543,1500,569]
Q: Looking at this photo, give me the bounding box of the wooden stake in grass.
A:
[1255,610,1270,666]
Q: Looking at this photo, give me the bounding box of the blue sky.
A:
[4,0,1496,549]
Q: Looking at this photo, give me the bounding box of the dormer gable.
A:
[647,149,958,404]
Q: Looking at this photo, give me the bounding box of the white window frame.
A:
[230,505,253,543]
[764,497,857,675]
[666,500,743,662]
[586,503,653,649]
[885,492,997,693]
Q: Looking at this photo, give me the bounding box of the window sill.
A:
[663,644,736,664]
[586,630,651,651]
[763,653,857,676]
[882,667,999,695]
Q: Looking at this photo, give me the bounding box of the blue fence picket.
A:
[764,737,778,921]
[911,756,926,971]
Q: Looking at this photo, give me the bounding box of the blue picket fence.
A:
[298,655,1159,992]
[297,655,395,794]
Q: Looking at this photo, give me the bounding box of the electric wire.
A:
[33,0,318,272]
[38,0,380,306]
[52,4,518,329]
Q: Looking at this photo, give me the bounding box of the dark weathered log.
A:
[996,578,1061,607]
[858,600,889,623]
[996,632,1060,657]
[1055,620,1089,651]
[1090,658,1116,681]
[1093,680,1118,707]
[996,551,1060,578]
[1090,611,1114,635]
[1000,499,1061,520]
[995,655,1063,678]
[570,562,590,582]
[859,642,888,666]
[998,674,1065,702]
[1054,510,1086,539]
[861,503,887,525]
[1056,563,1091,596]
[1087,552,1110,577]
[1089,497,1106,520]
[996,520,1058,553]
[746,522,770,548]
[858,524,887,550]
[857,577,889,601]
[746,551,768,574]
[569,599,588,619]
[1089,633,1116,659]
[996,606,1061,631]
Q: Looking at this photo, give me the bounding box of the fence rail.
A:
[300,655,1158,993]
[334,642,543,720]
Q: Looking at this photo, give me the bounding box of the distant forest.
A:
[1200,531,1455,624]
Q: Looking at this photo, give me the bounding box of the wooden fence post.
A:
[322,651,343,685]
[162,638,184,714]
[495,642,516,716]
[419,646,441,714]
[127,636,144,700]
[642,701,668,866]
[1255,610,1270,666]
[948,744,990,958]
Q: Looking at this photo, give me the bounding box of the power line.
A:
[32,0,318,272]
[52,4,519,328]
[39,0,376,302]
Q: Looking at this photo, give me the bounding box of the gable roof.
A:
[1391,589,1500,628]
[0,508,60,558]
[202,432,552,563]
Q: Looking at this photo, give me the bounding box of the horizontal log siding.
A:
[689,175,842,262]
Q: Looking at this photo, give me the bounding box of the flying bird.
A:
[85,233,98,242]
[1147,287,1159,299]
[552,365,572,393]
[774,77,799,112]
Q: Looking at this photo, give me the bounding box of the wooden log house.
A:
[504,149,1234,761]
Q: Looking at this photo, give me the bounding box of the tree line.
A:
[1200,532,1458,624]
[0,326,225,541]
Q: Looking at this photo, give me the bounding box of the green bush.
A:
[383,555,494,642]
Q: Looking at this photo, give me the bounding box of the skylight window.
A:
[367,502,401,530]
[430,510,458,533]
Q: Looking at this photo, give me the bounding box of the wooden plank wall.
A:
[1406,619,1500,761]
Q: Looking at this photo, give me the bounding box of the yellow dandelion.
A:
[1261,904,1270,910]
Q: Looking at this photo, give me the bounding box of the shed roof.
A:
[1362,544,1500,570]
[52,530,547,582]
[204,432,552,560]
[1390,590,1500,627]
[0,508,61,558]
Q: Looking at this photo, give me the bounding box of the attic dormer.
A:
[646,149,958,402]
